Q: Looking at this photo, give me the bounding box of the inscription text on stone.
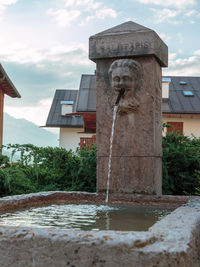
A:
[94,41,152,55]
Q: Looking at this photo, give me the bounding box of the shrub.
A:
[73,144,96,192]
[1,134,200,197]
[162,133,200,195]
[1,144,96,196]
[2,166,36,196]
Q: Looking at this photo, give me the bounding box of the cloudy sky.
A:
[2,0,200,128]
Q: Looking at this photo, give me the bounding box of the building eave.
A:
[0,64,21,98]
[163,113,200,119]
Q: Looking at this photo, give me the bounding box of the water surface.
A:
[0,204,172,231]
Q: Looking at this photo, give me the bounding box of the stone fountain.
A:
[0,22,199,266]
[89,21,167,197]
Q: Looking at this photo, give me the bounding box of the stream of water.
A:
[106,105,118,204]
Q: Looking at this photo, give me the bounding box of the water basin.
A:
[0,193,199,266]
[0,204,172,231]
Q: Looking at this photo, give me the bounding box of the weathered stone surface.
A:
[89,21,168,67]
[0,194,199,267]
[0,192,190,211]
[96,56,162,195]
[90,20,167,195]
[98,156,161,194]
[90,21,167,195]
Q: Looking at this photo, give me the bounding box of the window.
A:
[162,77,171,83]
[60,100,74,115]
[179,81,187,85]
[183,91,194,96]
[80,135,96,150]
[167,122,183,135]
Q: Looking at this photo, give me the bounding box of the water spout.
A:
[106,105,118,205]
[115,88,125,105]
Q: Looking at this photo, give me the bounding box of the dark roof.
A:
[0,64,21,98]
[46,89,83,127]
[77,75,200,114]
[163,76,200,114]
[76,74,96,112]
[46,75,200,128]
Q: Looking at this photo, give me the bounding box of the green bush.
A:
[1,133,200,197]
[162,133,200,195]
[74,144,96,192]
[2,166,36,195]
[0,144,96,197]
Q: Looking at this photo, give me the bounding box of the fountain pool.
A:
[0,192,199,266]
[0,203,172,231]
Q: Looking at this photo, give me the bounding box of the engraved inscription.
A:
[94,41,152,56]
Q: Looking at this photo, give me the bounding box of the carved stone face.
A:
[111,66,135,94]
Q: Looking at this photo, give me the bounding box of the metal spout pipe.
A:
[115,89,125,105]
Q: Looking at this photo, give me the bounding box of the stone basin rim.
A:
[0,191,193,212]
[0,193,199,266]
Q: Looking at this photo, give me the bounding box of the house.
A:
[0,64,21,147]
[45,75,96,151]
[162,76,200,137]
[46,75,200,151]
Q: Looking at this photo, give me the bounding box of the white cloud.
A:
[150,5,200,24]
[47,8,80,27]
[178,49,183,54]
[151,8,180,23]
[0,41,91,67]
[169,53,177,60]
[73,0,101,10]
[0,0,18,20]
[185,9,200,17]
[159,33,171,42]
[194,50,200,56]
[48,0,117,27]
[136,0,196,8]
[4,98,54,127]
[163,53,200,76]
[80,7,117,26]
[95,7,117,19]
[0,0,18,8]
[64,0,76,7]
[183,9,200,24]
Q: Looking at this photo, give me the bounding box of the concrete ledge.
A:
[0,192,199,266]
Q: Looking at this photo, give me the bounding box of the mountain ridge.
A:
[3,113,59,147]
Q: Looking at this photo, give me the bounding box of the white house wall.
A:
[59,127,94,151]
[163,117,200,138]
[162,82,169,99]
[59,118,200,151]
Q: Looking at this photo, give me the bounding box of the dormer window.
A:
[183,91,194,97]
[179,81,187,85]
[162,78,171,83]
[162,77,171,99]
[60,100,74,115]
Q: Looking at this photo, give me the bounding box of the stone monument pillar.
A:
[89,21,168,195]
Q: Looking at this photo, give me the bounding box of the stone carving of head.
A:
[108,59,142,114]
[108,59,142,95]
